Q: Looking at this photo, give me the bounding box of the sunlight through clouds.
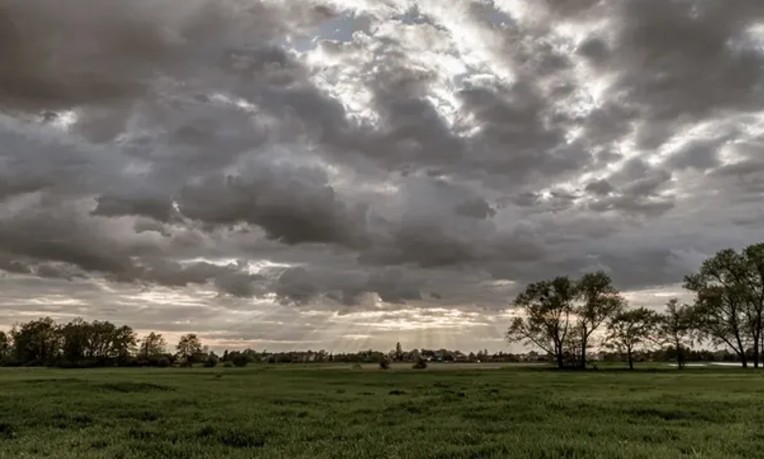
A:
[1,0,763,351]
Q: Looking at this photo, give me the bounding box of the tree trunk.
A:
[753,335,760,368]
[580,336,587,370]
[676,339,684,370]
[735,333,748,368]
[627,349,634,370]
[555,342,564,369]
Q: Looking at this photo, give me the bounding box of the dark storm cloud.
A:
[666,140,724,171]
[176,158,368,246]
[0,115,128,199]
[361,63,465,173]
[92,194,177,222]
[272,265,423,306]
[32,263,86,281]
[1,0,764,331]
[458,82,571,179]
[0,200,143,276]
[576,0,764,149]
[0,257,33,275]
[616,0,764,118]
[133,219,172,237]
[272,266,367,305]
[0,0,335,112]
[585,179,614,196]
[587,194,675,217]
[454,198,496,219]
[0,197,265,296]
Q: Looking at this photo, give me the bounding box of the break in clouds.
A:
[1,0,763,351]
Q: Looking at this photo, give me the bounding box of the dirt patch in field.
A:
[0,422,16,439]
[95,382,174,393]
[22,378,84,385]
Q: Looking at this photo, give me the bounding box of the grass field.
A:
[0,364,762,458]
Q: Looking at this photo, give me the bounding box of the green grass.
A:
[0,364,763,458]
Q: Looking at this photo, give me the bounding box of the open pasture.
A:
[0,365,762,458]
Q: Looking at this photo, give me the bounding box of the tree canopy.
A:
[685,243,764,368]
[507,272,624,369]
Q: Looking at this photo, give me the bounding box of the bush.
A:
[204,355,218,368]
[379,357,390,370]
[232,354,249,368]
[351,363,363,370]
[412,357,427,370]
[223,361,234,368]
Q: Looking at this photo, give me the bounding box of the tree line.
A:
[506,243,764,369]
[0,243,761,370]
[0,318,550,368]
[0,318,748,369]
[0,318,539,368]
[0,316,535,368]
[0,318,209,368]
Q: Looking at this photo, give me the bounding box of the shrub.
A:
[379,357,391,370]
[351,363,363,370]
[204,355,218,368]
[412,357,427,370]
[232,354,249,368]
[223,361,234,368]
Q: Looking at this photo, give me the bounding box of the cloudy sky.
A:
[1,0,763,352]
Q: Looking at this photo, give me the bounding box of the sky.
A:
[1,0,763,353]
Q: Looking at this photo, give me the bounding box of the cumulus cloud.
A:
[176,156,368,245]
[1,0,764,349]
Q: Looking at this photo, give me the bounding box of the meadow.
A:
[0,364,762,458]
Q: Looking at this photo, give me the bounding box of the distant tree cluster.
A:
[0,317,752,370]
[0,319,216,368]
[0,321,545,369]
[507,243,764,370]
[0,318,139,368]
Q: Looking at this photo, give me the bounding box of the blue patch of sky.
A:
[394,4,428,25]
[290,11,371,53]
[475,0,516,29]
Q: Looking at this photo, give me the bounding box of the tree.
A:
[204,352,219,368]
[575,272,625,369]
[176,334,203,363]
[139,332,167,359]
[605,308,660,370]
[507,277,576,369]
[78,321,136,363]
[84,321,111,359]
[659,299,695,370]
[0,331,10,361]
[689,281,748,367]
[231,352,249,367]
[11,317,60,364]
[743,243,764,367]
[60,318,91,364]
[394,342,403,361]
[685,244,764,368]
[110,325,137,362]
[78,321,135,362]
